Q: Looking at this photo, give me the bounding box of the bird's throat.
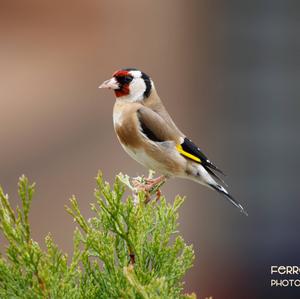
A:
[114,85,130,98]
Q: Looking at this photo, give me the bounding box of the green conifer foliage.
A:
[0,173,196,298]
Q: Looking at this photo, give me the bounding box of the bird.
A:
[99,68,247,215]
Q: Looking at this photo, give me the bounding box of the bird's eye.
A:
[116,75,133,85]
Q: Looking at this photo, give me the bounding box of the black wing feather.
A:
[137,110,164,142]
[139,121,163,142]
[182,138,225,175]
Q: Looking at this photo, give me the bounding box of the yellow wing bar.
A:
[176,144,201,163]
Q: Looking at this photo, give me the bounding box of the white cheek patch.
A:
[119,78,146,102]
[131,78,146,98]
[129,70,142,78]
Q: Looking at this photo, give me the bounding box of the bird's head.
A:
[99,68,153,102]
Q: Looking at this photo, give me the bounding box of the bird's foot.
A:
[132,175,166,203]
[132,175,166,192]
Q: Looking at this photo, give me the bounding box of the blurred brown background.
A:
[1,1,300,298]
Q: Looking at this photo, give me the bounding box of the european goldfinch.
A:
[99,68,247,215]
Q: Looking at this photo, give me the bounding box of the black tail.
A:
[209,183,248,216]
[204,166,228,186]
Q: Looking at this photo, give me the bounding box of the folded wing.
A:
[136,107,181,143]
[176,137,226,184]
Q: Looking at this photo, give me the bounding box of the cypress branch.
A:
[0,172,197,298]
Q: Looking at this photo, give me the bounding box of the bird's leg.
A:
[133,175,166,192]
[132,175,166,203]
[145,175,165,202]
[145,175,166,187]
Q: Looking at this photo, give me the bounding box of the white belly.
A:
[121,143,162,171]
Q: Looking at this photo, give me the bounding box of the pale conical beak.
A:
[98,77,119,89]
